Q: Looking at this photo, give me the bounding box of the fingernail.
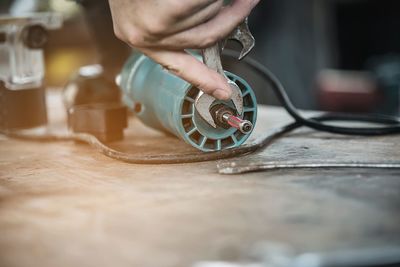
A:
[213,89,232,100]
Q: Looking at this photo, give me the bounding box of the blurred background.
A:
[1,0,400,115]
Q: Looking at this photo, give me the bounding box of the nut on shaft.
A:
[222,113,253,134]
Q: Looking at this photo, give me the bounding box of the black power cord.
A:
[223,49,400,136]
[2,53,400,164]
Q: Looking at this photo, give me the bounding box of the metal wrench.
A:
[195,19,255,129]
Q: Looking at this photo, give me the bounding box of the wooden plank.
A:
[0,92,399,267]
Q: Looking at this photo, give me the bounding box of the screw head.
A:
[23,24,48,49]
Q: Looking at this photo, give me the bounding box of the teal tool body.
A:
[119,20,257,152]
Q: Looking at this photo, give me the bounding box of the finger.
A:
[137,0,224,41]
[141,48,232,100]
[111,0,224,47]
[143,0,260,49]
[170,0,222,20]
[165,0,223,35]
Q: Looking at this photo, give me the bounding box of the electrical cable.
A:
[223,49,400,135]
[1,52,400,165]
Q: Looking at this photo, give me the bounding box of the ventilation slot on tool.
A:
[180,72,257,152]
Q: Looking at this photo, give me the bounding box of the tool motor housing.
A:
[119,52,257,151]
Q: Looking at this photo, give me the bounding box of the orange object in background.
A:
[46,48,97,87]
[43,4,98,88]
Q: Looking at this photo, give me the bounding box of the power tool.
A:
[119,20,258,152]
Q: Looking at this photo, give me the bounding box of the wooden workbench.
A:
[1,92,399,267]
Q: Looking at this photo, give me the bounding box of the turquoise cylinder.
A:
[119,52,257,152]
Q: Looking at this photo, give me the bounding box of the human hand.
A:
[108,0,259,100]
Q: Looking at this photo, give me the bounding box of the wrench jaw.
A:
[226,18,255,60]
[228,81,244,116]
[194,91,217,128]
[194,81,244,129]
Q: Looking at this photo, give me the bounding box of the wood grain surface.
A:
[0,91,399,267]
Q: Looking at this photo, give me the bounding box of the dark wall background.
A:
[335,0,400,71]
[1,0,400,113]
